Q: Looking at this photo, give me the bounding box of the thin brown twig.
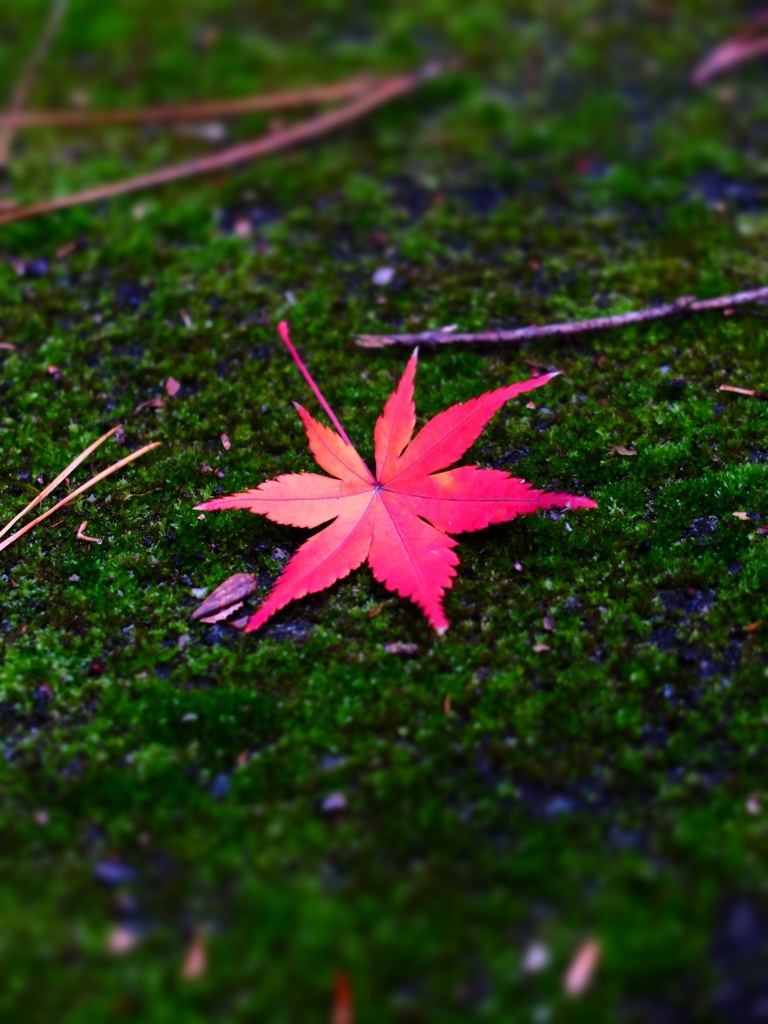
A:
[0,442,161,555]
[356,287,768,348]
[0,77,375,130]
[718,384,768,400]
[0,0,68,170]
[0,423,121,542]
[0,64,443,228]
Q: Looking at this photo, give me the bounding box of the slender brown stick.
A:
[0,0,68,169]
[0,442,161,555]
[0,65,442,227]
[0,77,375,130]
[718,384,768,400]
[356,288,768,348]
[0,422,121,541]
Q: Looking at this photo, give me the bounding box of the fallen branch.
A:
[0,441,160,555]
[356,287,768,348]
[0,423,121,542]
[0,64,443,227]
[0,77,375,131]
[0,0,68,170]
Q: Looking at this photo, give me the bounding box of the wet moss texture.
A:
[3,1,768,1021]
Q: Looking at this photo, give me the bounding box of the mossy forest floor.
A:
[3,1,768,1020]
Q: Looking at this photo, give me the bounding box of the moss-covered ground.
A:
[4,1,768,1020]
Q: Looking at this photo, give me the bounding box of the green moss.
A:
[2,0,768,1020]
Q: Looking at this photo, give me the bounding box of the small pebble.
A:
[210,773,230,800]
[94,861,137,886]
[321,792,347,813]
[372,266,395,287]
[108,925,140,955]
[523,941,550,974]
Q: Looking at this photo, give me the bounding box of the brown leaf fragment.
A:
[133,396,165,414]
[181,928,207,979]
[331,971,354,1024]
[220,433,231,450]
[746,620,763,633]
[611,445,636,456]
[200,600,244,625]
[367,601,385,619]
[165,376,182,397]
[76,520,102,545]
[732,511,750,520]
[564,939,601,996]
[190,573,257,621]
[443,695,452,714]
[384,641,419,656]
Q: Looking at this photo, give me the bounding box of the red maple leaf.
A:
[196,323,597,634]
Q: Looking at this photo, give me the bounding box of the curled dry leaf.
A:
[133,396,165,415]
[190,572,258,621]
[197,324,597,633]
[564,938,601,996]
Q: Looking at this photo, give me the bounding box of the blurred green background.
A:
[2,1,768,1021]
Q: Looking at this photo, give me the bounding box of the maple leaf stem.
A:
[277,321,353,447]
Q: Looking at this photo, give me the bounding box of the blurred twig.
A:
[0,0,68,171]
[0,64,445,226]
[692,11,768,84]
[356,287,768,348]
[0,77,376,130]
